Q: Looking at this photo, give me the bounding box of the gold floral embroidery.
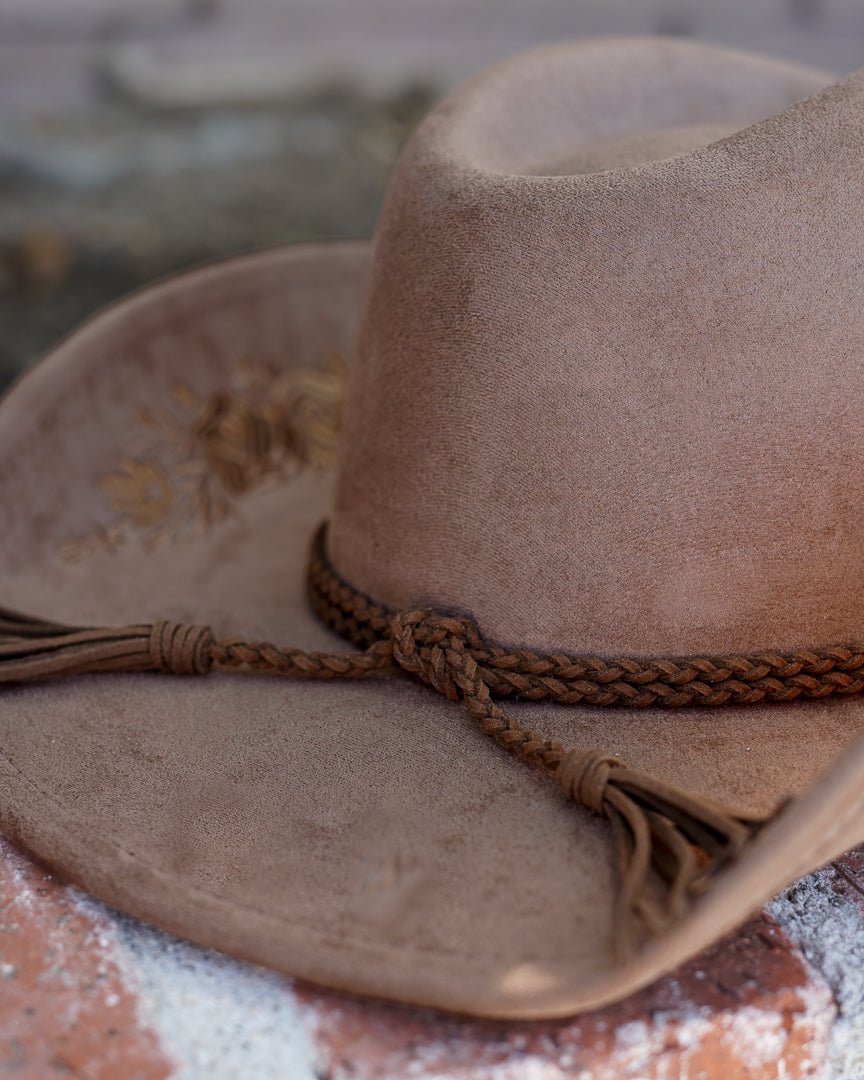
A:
[60,356,347,563]
[100,460,175,528]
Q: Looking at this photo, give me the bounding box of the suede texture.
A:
[331,38,851,657]
[3,42,864,1018]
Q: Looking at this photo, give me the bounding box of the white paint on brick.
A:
[607,1013,710,1079]
[786,978,838,1077]
[601,982,833,1078]
[722,1005,790,1066]
[0,851,829,1079]
[770,870,864,1080]
[719,993,836,1076]
[73,893,320,1080]
[0,840,127,1044]
[2,826,838,1080]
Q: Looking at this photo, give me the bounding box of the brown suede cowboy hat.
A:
[1,36,864,1019]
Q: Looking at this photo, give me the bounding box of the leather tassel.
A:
[557,751,767,959]
[0,607,214,682]
[0,593,770,960]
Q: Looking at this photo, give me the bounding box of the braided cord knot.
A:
[0,522,777,959]
[389,609,480,701]
[300,524,774,958]
[557,749,622,815]
[149,621,214,676]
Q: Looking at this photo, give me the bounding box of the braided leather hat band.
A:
[305,528,864,709]
[0,522,800,956]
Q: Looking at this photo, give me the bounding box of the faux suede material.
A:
[5,43,864,1019]
[0,240,864,1019]
[330,38,852,656]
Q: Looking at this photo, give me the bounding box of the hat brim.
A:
[1,241,863,1019]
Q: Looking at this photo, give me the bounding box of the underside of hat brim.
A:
[1,243,864,1018]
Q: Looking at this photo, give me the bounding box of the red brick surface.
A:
[0,836,841,1079]
[300,915,832,1079]
[0,844,171,1080]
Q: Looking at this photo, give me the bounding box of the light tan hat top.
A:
[2,37,864,1018]
[333,37,857,658]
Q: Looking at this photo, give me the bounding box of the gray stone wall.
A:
[1,0,862,381]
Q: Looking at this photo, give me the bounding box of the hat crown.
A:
[331,39,864,656]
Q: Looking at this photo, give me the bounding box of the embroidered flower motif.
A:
[60,355,347,560]
[286,364,346,468]
[100,459,175,528]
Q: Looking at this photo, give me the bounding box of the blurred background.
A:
[1,0,862,386]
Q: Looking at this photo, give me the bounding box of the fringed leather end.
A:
[557,749,769,960]
[0,591,772,963]
[0,607,213,682]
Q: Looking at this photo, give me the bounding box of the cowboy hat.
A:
[1,36,862,1019]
